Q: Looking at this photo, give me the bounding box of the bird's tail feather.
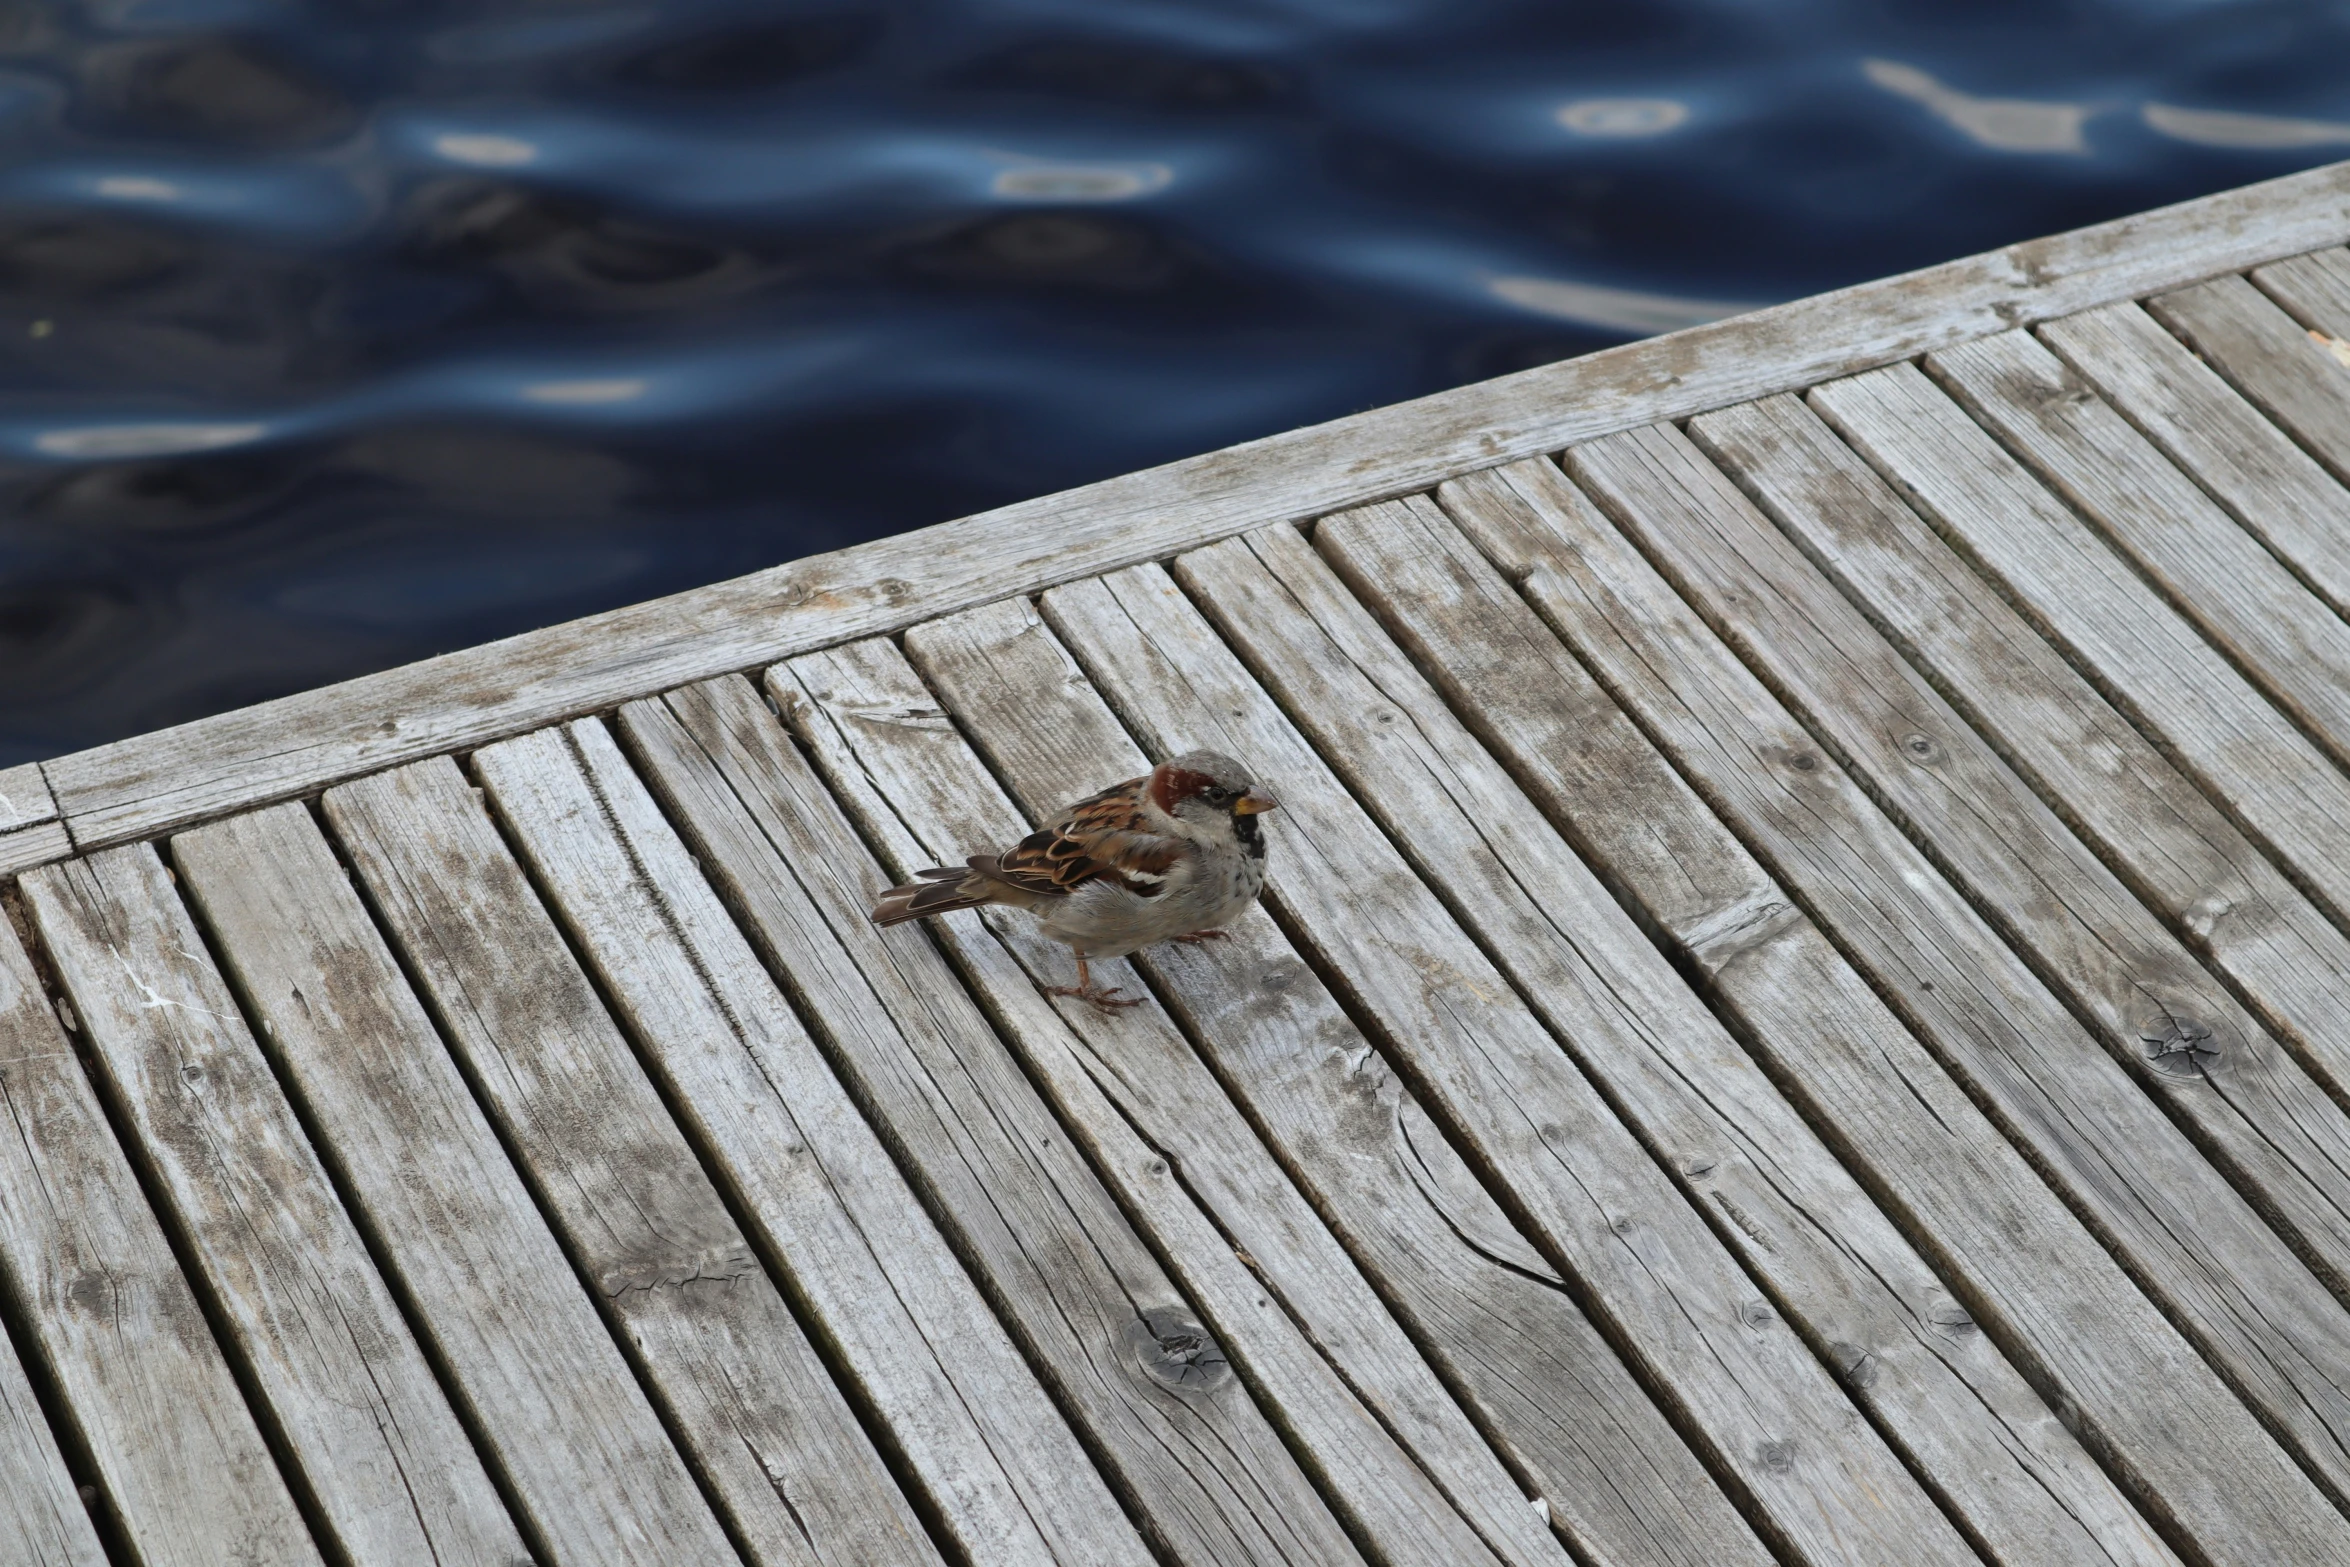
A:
[870,866,993,926]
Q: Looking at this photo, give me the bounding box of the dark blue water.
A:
[5,1,2348,765]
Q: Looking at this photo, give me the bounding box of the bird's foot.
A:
[1046,982,1144,1011]
[1171,929,1230,944]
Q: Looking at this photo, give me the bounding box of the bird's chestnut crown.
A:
[1149,751,1279,817]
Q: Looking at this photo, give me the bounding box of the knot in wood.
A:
[1926,1299,1975,1334]
[2140,1014,2218,1077]
[1127,1308,1231,1394]
[1754,1438,1796,1474]
[1899,731,1941,763]
[1785,750,1820,773]
[1829,1341,1879,1390]
[1740,1299,1775,1329]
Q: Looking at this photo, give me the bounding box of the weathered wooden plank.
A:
[1808,361,2350,1027]
[0,823,73,880]
[0,764,55,833]
[1577,417,2350,1298]
[1434,455,2350,1548]
[2249,247,2350,375]
[877,604,1777,1567]
[0,915,270,1567]
[621,677,1409,1567]
[39,161,2350,853]
[320,759,939,1567]
[641,664,1554,1567]
[2146,272,2350,486]
[1931,329,2350,773]
[20,845,530,1567]
[171,805,746,1567]
[775,629,1597,1567]
[1693,390,2350,1128]
[1182,516,2181,1567]
[473,719,1154,1567]
[2038,302,2350,619]
[1318,492,2280,1564]
[1567,416,2350,1556]
[1036,566,1981,1567]
[0,1318,100,1567]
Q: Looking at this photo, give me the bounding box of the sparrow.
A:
[871,750,1279,1008]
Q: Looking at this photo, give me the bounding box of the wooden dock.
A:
[8,160,2350,1567]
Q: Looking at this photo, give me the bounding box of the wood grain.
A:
[474,719,1154,1567]
[1930,329,2350,771]
[1190,513,2181,1567]
[1808,361,2350,953]
[21,843,530,1567]
[1693,390,2350,1128]
[1577,415,2350,1304]
[0,1319,100,1567]
[622,674,1399,1567]
[2147,271,2350,486]
[321,757,940,1567]
[1037,565,1982,1567]
[0,764,55,834]
[1434,454,2350,1552]
[0,912,299,1567]
[173,805,747,1567]
[879,602,1773,1567]
[2038,302,2350,620]
[0,823,72,880]
[1317,492,2258,1565]
[39,160,2350,853]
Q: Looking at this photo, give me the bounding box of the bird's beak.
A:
[1234,786,1279,815]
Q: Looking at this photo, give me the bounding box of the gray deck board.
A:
[682,650,1547,1567]
[889,606,1768,1567]
[619,674,1396,1567]
[0,915,316,1567]
[320,757,941,1567]
[2038,302,2350,620]
[1691,392,2350,1123]
[2148,272,2350,487]
[476,720,1157,1567]
[16,168,2350,1567]
[1930,331,2350,774]
[22,844,528,1567]
[1188,513,2174,1567]
[1039,566,1978,1567]
[168,806,734,1567]
[1434,455,2350,1553]
[1576,415,2350,1306]
[1316,492,2221,1565]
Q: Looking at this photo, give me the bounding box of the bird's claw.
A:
[1046,983,1144,1011]
[1171,929,1230,944]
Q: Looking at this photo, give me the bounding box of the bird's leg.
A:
[1171,929,1230,944]
[1045,951,1142,1010]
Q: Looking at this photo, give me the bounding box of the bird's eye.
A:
[1204,785,1232,803]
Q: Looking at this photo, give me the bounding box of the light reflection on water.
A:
[2,0,2347,763]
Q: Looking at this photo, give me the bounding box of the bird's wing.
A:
[971,777,1182,899]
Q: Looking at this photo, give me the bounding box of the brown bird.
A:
[870,750,1278,1008]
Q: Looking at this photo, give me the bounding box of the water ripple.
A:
[4,0,2349,762]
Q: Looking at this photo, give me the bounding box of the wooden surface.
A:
[1209,508,2173,1567]
[23,844,529,1567]
[19,170,2350,1567]
[477,720,1157,1567]
[624,670,1397,1567]
[322,757,940,1567]
[31,159,2350,856]
[1040,566,1979,1567]
[0,912,309,1567]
